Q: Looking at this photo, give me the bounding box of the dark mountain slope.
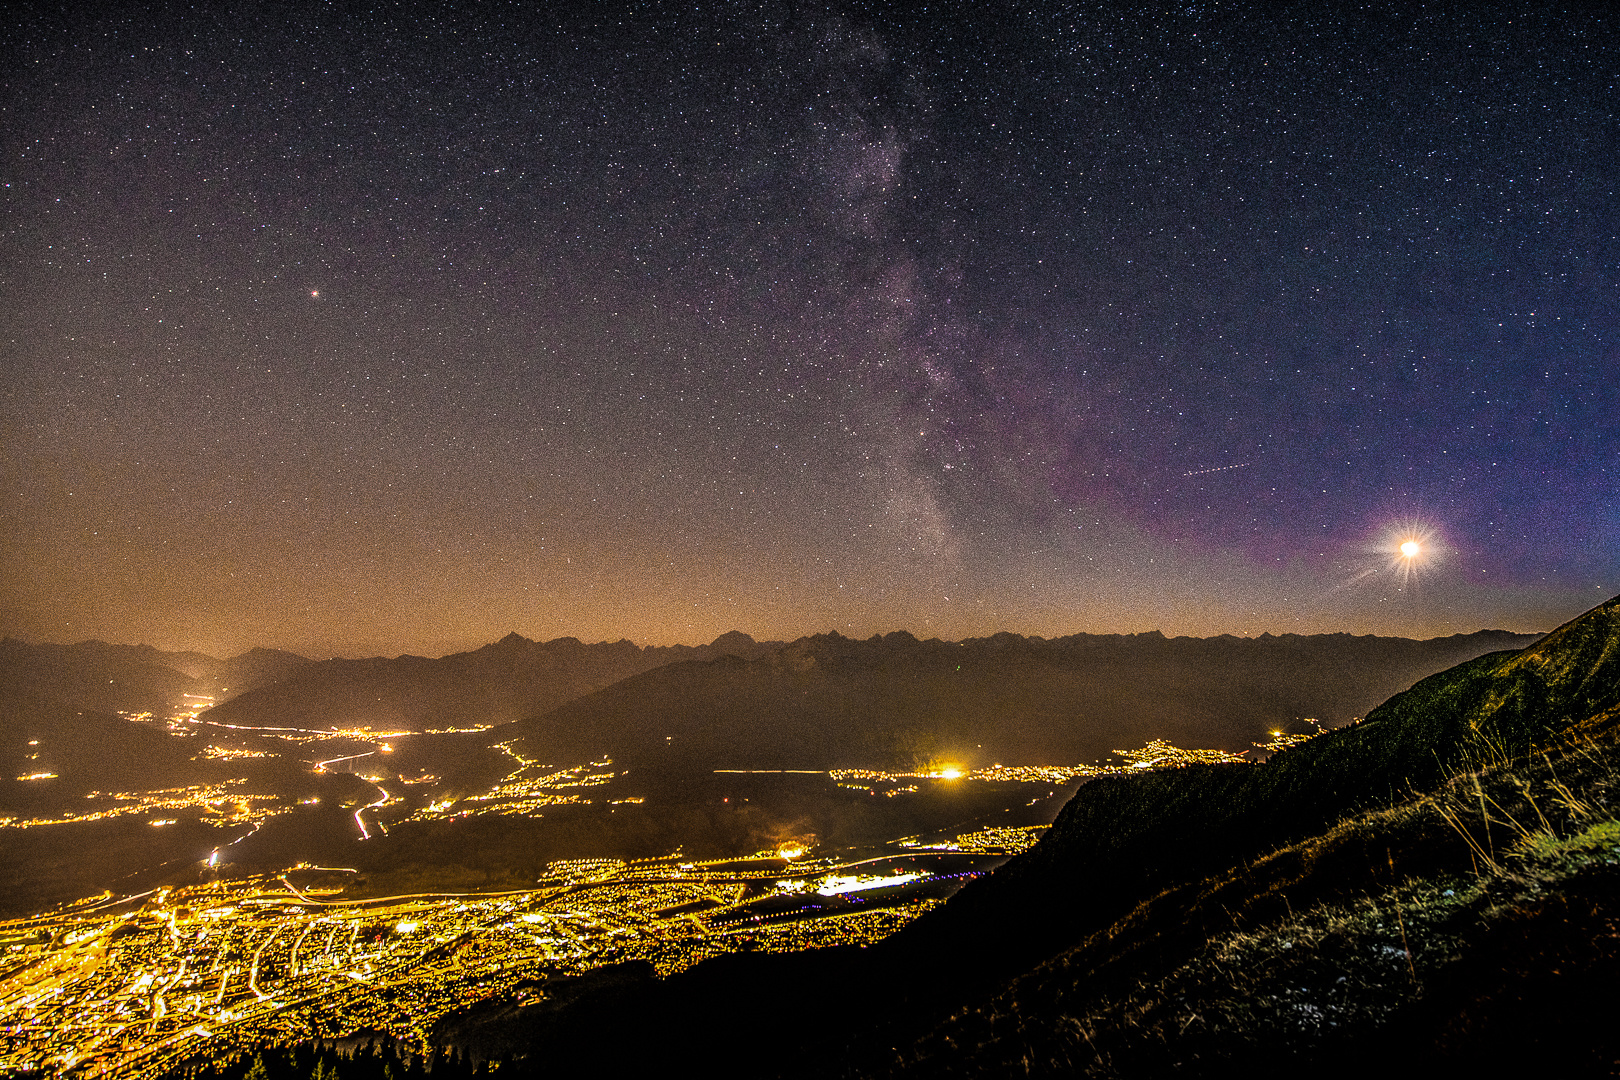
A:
[206,647,314,696]
[0,639,313,718]
[882,739,1620,1076]
[467,597,1618,1077]
[857,595,1620,1058]
[903,607,1618,975]
[199,632,777,733]
[868,597,1620,1074]
[0,638,205,717]
[501,628,1540,772]
[0,698,200,805]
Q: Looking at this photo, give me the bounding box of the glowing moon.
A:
[1400,541,1422,559]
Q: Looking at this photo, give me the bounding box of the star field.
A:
[2,1,1616,655]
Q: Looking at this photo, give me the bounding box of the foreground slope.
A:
[893,593,1620,978]
[873,595,1620,1075]
[884,742,1620,1076]
[456,596,1619,1076]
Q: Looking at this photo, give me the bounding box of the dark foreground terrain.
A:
[174,595,1620,1078]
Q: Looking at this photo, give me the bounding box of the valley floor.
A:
[0,825,1042,1077]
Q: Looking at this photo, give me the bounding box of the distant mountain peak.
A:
[230,646,310,661]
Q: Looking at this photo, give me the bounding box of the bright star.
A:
[1379,519,1444,588]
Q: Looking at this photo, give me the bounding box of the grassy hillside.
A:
[423,597,1620,1076]
[884,596,1618,977]
[166,600,1618,1077]
[885,728,1620,1075]
[867,595,1620,1073]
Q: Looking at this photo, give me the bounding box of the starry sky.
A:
[3,2,1616,657]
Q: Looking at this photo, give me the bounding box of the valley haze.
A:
[3,598,1619,1077]
[1,622,1541,911]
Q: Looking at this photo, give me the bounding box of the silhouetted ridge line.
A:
[449,596,1617,1076]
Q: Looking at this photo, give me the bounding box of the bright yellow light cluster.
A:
[411,747,624,821]
[201,723,415,746]
[539,858,627,884]
[826,761,1109,795]
[1253,719,1328,755]
[0,845,962,1074]
[194,746,276,761]
[970,763,1109,783]
[824,743,1258,797]
[0,780,286,831]
[943,825,1049,854]
[1112,739,1249,770]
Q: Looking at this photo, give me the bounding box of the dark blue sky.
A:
[3,1,1616,654]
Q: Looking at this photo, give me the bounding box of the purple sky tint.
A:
[3,2,1615,655]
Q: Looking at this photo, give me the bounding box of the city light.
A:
[815,873,921,896]
[0,816,1035,1075]
[0,780,288,831]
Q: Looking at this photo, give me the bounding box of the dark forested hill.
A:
[0,638,311,717]
[498,627,1542,772]
[1,628,1535,760]
[196,631,781,733]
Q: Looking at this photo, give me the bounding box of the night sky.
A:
[3,2,1616,656]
